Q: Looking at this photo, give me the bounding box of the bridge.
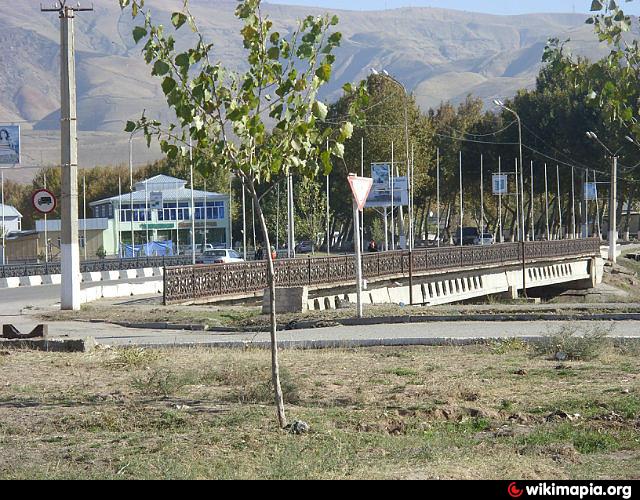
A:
[163,238,603,310]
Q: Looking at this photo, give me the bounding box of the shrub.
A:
[533,325,611,361]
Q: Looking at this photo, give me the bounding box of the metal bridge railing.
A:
[163,238,601,304]
[0,256,193,279]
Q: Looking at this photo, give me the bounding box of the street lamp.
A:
[371,68,411,250]
[626,135,640,148]
[586,131,621,264]
[128,130,139,258]
[494,99,527,297]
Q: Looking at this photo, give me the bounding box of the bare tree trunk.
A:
[248,179,287,428]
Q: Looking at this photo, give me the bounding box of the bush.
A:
[106,347,159,370]
[131,368,187,397]
[211,363,300,405]
[534,325,611,361]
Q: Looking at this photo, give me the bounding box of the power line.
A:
[444,119,518,138]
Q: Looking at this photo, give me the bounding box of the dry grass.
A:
[0,345,638,479]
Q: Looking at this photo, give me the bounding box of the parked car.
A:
[473,232,494,245]
[295,240,314,253]
[196,249,244,264]
[453,227,479,246]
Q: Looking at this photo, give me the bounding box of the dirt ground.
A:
[0,342,638,479]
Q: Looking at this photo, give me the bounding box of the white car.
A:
[473,233,495,245]
[196,249,244,264]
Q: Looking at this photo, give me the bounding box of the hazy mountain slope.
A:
[0,0,615,178]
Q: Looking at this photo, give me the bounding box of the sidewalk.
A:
[3,317,639,349]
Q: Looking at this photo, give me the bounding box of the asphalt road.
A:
[0,277,161,316]
[5,319,636,348]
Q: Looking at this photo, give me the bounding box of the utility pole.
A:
[361,137,364,253]
[287,174,295,258]
[459,151,463,247]
[436,148,440,247]
[556,165,562,240]
[390,142,395,250]
[117,176,121,257]
[129,135,137,256]
[42,1,92,311]
[189,139,196,265]
[494,100,526,295]
[498,156,503,243]
[609,157,618,262]
[594,170,601,240]
[1,171,4,266]
[83,172,87,259]
[326,139,330,255]
[44,173,49,262]
[242,176,247,260]
[571,167,576,239]
[530,160,534,241]
[480,154,484,243]
[544,164,550,240]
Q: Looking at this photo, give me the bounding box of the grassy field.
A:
[0,341,638,479]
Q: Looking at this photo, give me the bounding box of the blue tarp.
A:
[122,240,174,257]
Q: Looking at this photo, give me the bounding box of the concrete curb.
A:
[0,337,96,352]
[83,312,640,334]
[130,335,640,350]
[0,267,158,289]
[79,280,162,305]
[107,321,216,331]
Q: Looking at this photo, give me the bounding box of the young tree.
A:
[117,0,367,427]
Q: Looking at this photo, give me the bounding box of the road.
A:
[0,277,160,316]
[0,243,638,348]
[2,318,635,348]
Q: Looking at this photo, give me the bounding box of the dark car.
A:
[295,240,314,254]
[453,227,479,246]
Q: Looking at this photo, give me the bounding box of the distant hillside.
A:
[0,0,615,181]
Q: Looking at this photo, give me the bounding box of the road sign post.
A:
[348,174,373,319]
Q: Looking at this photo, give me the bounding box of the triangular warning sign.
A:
[348,174,373,212]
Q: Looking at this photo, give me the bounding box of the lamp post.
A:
[371,68,411,250]
[494,99,527,297]
[128,130,140,258]
[586,131,622,264]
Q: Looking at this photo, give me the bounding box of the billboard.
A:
[0,125,20,165]
[492,174,508,195]
[371,163,390,187]
[584,182,597,201]
[366,176,409,208]
[150,191,163,210]
[366,163,408,208]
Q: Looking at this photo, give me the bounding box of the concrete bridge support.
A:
[306,257,604,311]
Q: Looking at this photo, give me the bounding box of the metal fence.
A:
[164,238,601,304]
[0,256,193,279]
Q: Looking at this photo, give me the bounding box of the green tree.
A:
[118,0,366,427]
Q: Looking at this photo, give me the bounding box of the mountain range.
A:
[0,0,618,181]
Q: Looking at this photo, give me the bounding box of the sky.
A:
[264,0,640,16]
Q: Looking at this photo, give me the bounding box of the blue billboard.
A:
[0,125,20,165]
